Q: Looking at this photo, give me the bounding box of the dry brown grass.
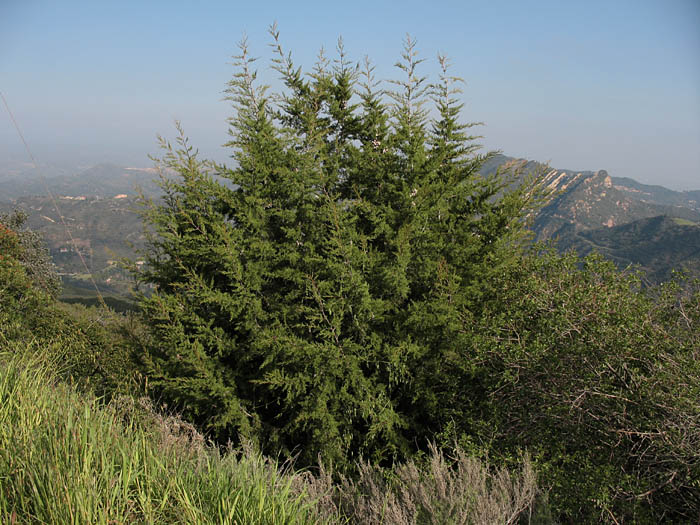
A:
[297,443,539,524]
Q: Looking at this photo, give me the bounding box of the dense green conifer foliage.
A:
[136,31,541,468]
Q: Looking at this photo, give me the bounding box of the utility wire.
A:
[1,90,108,310]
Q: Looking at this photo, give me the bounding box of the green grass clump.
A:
[671,217,699,227]
[0,341,331,525]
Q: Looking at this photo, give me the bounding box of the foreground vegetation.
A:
[0,344,325,524]
[2,30,700,523]
[0,211,541,523]
[0,342,539,524]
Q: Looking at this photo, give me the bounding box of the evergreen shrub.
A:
[136,29,542,468]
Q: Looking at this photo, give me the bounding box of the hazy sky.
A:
[1,0,699,190]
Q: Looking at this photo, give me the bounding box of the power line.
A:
[1,90,108,310]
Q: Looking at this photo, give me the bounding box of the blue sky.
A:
[1,0,699,189]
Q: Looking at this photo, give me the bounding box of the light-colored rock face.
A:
[616,200,630,212]
[541,170,589,193]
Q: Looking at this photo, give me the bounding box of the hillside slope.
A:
[531,168,700,239]
[554,215,700,283]
[481,155,700,283]
[611,177,700,211]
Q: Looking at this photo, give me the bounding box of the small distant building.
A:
[114,194,128,199]
[62,195,87,200]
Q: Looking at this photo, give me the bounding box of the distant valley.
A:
[0,163,161,308]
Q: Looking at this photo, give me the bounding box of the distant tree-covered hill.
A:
[554,215,700,283]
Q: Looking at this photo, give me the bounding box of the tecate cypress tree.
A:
[136,27,542,468]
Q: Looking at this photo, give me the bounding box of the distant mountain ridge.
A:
[610,177,700,211]
[0,163,164,200]
[482,154,700,237]
[1,156,699,292]
[531,167,700,239]
[481,154,700,283]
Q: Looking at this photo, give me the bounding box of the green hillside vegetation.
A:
[673,217,699,227]
[0,345,328,525]
[0,345,542,524]
[2,34,699,523]
[555,215,700,283]
[59,279,138,313]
